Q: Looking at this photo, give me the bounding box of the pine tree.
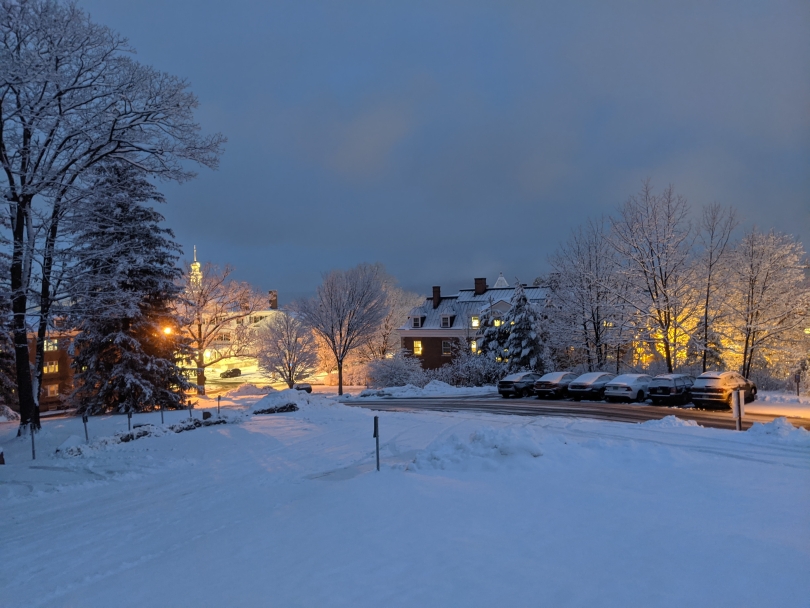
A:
[69,163,191,414]
[502,282,547,373]
[477,298,509,364]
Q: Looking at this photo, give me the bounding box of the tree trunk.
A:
[196,354,206,395]
[337,360,344,396]
[11,195,36,431]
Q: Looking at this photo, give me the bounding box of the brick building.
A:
[399,274,547,369]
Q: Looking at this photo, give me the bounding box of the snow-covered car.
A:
[604,374,653,403]
[648,374,694,406]
[566,372,616,401]
[533,372,578,399]
[293,383,312,393]
[498,372,542,398]
[691,371,757,410]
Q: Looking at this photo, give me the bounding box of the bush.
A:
[366,352,427,388]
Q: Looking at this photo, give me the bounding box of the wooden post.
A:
[82,414,89,443]
[31,425,35,460]
[160,403,164,425]
[373,416,380,471]
[732,391,743,431]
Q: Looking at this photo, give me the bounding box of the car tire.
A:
[521,388,531,398]
[636,390,644,402]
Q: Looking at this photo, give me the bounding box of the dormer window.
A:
[471,316,480,329]
[440,315,452,328]
[412,317,422,328]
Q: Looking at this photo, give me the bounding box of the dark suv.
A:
[648,374,694,406]
[220,368,241,379]
[498,372,542,398]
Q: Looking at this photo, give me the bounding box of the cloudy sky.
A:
[82,0,809,302]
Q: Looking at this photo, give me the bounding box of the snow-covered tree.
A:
[357,278,423,362]
[255,312,318,388]
[173,259,266,394]
[502,281,548,373]
[609,182,698,372]
[68,163,190,414]
[293,263,389,395]
[366,350,426,389]
[0,1,224,428]
[724,229,810,378]
[476,298,509,364]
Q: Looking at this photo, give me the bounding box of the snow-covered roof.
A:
[399,279,547,332]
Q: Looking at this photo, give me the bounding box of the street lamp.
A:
[163,326,173,335]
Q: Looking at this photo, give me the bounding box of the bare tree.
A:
[293,263,389,395]
[357,279,423,362]
[255,312,319,388]
[726,229,809,378]
[609,182,698,372]
[695,203,737,372]
[0,1,224,428]
[173,260,265,394]
[547,218,630,371]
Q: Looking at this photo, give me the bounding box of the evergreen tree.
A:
[502,282,547,373]
[69,163,191,414]
[477,297,509,365]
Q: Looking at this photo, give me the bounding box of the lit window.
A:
[45,384,59,397]
[218,333,231,342]
[493,319,502,327]
[44,339,58,352]
[413,340,423,355]
[412,317,422,328]
[45,361,58,374]
[236,318,244,325]
[442,341,452,356]
[470,341,477,353]
[440,316,451,328]
[471,316,479,328]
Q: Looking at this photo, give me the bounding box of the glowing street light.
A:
[163,327,173,335]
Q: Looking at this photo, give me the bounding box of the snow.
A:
[0,404,19,422]
[1,394,808,607]
[642,415,700,429]
[224,382,276,397]
[745,391,810,419]
[356,380,496,398]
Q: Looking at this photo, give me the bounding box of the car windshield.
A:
[538,372,567,382]
[694,377,724,388]
[574,372,606,383]
[612,374,643,384]
[502,373,529,381]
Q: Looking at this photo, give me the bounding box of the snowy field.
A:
[1,390,809,608]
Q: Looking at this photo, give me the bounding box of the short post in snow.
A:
[795,372,801,397]
[160,403,164,425]
[217,395,221,417]
[127,411,132,431]
[189,401,193,420]
[373,415,380,472]
[31,424,35,460]
[731,390,745,431]
[82,414,89,443]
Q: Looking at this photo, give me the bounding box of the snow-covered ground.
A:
[1,391,808,607]
[355,380,497,399]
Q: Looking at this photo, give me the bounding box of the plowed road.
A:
[346,396,810,431]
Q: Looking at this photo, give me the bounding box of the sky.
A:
[81,0,810,303]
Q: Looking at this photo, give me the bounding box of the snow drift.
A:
[410,427,543,471]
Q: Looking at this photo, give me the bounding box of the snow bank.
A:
[226,383,276,397]
[0,404,20,422]
[410,427,543,471]
[642,415,699,429]
[746,417,810,445]
[358,380,496,399]
[756,391,810,404]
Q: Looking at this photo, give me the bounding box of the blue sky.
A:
[82,0,809,302]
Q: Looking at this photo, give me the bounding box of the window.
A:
[440,316,451,328]
[45,361,58,374]
[236,318,244,325]
[218,333,231,342]
[413,340,423,355]
[470,340,477,353]
[442,341,452,356]
[45,384,59,397]
[493,319,502,327]
[412,317,422,328]
[44,339,58,352]
[471,316,480,328]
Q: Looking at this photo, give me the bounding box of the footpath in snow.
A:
[1,388,809,607]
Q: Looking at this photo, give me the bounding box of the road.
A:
[345,395,810,431]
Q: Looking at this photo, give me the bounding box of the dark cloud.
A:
[82,0,810,302]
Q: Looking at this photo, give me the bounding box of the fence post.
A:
[373,416,380,471]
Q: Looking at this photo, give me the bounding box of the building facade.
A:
[399,274,547,369]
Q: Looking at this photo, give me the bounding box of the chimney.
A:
[268,290,278,310]
[432,286,441,309]
[474,277,487,296]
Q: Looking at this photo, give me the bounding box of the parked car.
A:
[219,368,241,379]
[648,374,694,406]
[691,371,757,410]
[533,372,578,399]
[498,372,542,398]
[293,383,312,393]
[567,372,616,401]
[604,374,653,403]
